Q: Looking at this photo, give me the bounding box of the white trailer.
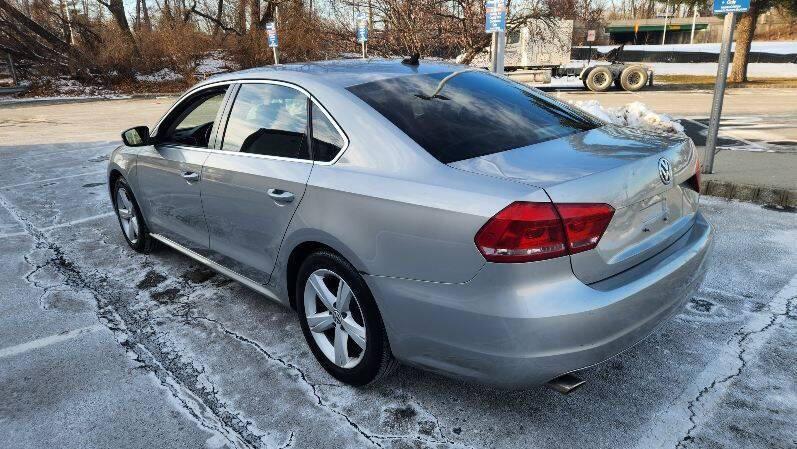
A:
[469,19,654,92]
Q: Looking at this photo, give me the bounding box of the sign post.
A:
[485,0,506,74]
[586,29,596,64]
[704,0,749,173]
[266,22,279,65]
[356,13,368,59]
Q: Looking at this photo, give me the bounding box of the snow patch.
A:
[196,50,234,76]
[579,41,797,55]
[571,100,686,135]
[650,62,797,77]
[135,68,183,83]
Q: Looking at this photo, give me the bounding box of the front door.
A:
[136,86,229,253]
[201,82,313,283]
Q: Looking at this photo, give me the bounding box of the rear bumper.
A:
[365,212,713,388]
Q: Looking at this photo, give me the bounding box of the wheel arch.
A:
[281,235,369,311]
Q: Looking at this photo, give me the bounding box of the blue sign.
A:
[356,13,368,43]
[266,22,278,48]
[713,0,749,13]
[485,0,506,33]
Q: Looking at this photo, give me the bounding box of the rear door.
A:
[136,85,230,253]
[200,82,314,283]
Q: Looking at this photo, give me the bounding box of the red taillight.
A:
[556,203,615,254]
[693,156,701,194]
[684,156,701,193]
[474,202,567,262]
[474,202,614,263]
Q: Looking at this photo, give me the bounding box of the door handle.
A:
[181,171,200,182]
[267,189,295,203]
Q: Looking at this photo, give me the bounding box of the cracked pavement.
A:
[1,99,796,449]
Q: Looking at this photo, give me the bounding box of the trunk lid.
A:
[449,125,701,283]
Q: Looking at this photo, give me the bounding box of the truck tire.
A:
[581,67,592,88]
[620,66,649,92]
[585,66,613,92]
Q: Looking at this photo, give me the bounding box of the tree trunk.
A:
[58,0,73,43]
[135,0,140,29]
[729,1,760,83]
[213,0,223,35]
[141,0,151,30]
[236,0,246,33]
[102,0,141,57]
[249,0,259,30]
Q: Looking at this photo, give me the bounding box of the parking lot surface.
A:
[0,98,795,449]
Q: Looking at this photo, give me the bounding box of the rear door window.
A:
[222,83,310,160]
[347,70,598,163]
[311,103,346,162]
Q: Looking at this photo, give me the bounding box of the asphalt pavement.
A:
[1,96,796,449]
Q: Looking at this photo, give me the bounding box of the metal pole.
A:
[661,1,669,45]
[495,30,505,75]
[489,32,498,73]
[704,12,736,174]
[273,7,280,65]
[690,8,698,44]
[361,41,366,59]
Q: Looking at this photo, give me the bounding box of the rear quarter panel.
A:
[276,117,550,285]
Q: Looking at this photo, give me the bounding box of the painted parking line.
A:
[0,171,105,190]
[40,212,116,232]
[0,324,105,359]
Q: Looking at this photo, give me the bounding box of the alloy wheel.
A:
[116,187,140,245]
[303,269,367,368]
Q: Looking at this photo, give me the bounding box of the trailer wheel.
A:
[581,67,592,88]
[585,67,613,92]
[620,66,649,92]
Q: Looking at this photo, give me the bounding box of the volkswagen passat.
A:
[108,59,712,388]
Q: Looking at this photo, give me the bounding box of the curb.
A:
[700,179,797,207]
[0,93,178,109]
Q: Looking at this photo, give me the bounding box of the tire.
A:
[620,65,649,92]
[581,68,591,88]
[112,177,156,253]
[585,66,613,92]
[296,251,398,386]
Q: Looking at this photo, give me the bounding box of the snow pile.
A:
[196,50,234,76]
[17,76,123,99]
[571,100,686,135]
[579,41,797,55]
[135,68,183,83]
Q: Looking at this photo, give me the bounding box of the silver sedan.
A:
[108,59,712,389]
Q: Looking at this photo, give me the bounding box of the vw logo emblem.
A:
[658,158,672,185]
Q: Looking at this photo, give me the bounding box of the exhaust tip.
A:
[546,373,586,395]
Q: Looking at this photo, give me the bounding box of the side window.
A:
[311,103,346,163]
[162,88,228,148]
[222,84,309,160]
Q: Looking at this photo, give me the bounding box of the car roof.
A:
[195,58,467,90]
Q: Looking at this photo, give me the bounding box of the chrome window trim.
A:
[152,79,350,166]
[229,80,350,166]
[152,81,233,140]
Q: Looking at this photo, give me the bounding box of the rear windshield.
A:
[347,70,598,163]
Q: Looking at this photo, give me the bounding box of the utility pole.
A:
[661,0,669,45]
[690,7,698,44]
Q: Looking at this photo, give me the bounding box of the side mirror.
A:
[121,126,151,147]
